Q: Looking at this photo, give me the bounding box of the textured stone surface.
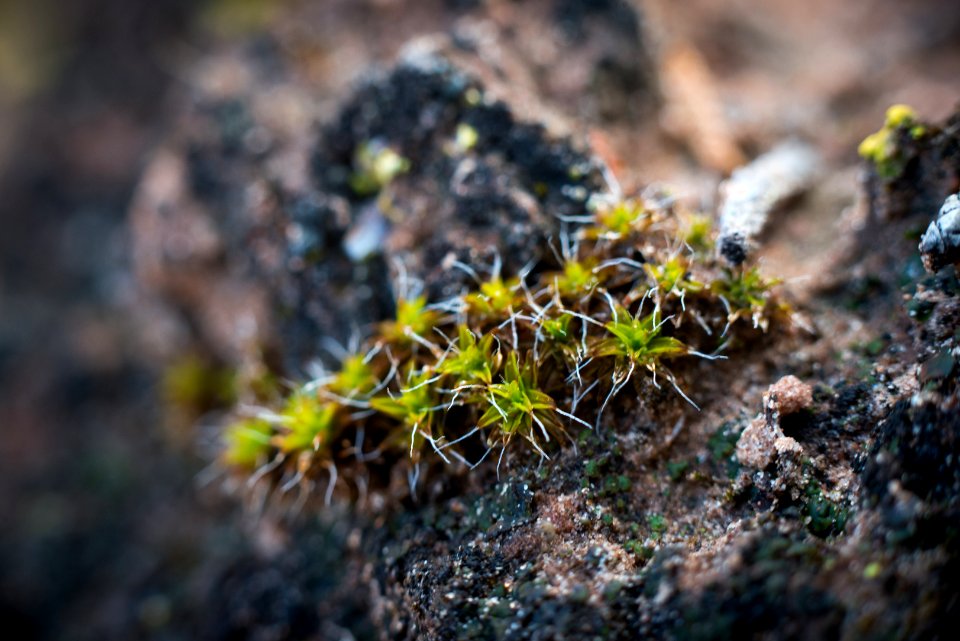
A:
[6,1,960,640]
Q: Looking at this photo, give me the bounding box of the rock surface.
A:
[5,1,960,640]
[130,4,960,640]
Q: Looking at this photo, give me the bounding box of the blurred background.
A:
[0,3,279,639]
[1,0,959,639]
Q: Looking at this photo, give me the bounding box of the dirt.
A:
[3,1,960,640]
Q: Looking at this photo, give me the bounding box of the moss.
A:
[710,266,784,331]
[884,104,917,129]
[645,255,703,300]
[666,460,690,482]
[906,297,935,322]
[682,213,714,252]
[455,123,479,151]
[584,459,601,478]
[369,367,441,457]
[589,198,649,238]
[863,561,882,579]
[861,336,887,357]
[803,482,848,538]
[624,539,654,560]
[328,354,378,397]
[438,325,499,385]
[596,305,687,370]
[647,513,667,538]
[348,140,409,196]
[272,395,338,454]
[215,191,788,502]
[222,419,273,469]
[858,104,923,181]
[163,355,236,415]
[381,295,439,344]
[598,473,632,498]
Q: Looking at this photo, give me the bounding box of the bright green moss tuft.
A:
[590,198,649,238]
[370,366,442,456]
[437,326,500,386]
[215,190,788,500]
[682,214,714,252]
[273,394,338,454]
[710,266,784,331]
[329,354,378,398]
[554,258,600,298]
[858,103,924,180]
[645,255,703,300]
[595,306,687,370]
[467,275,522,318]
[382,296,440,346]
[479,354,561,447]
[223,419,273,469]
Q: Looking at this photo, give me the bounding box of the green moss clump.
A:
[589,198,650,239]
[163,355,237,416]
[272,395,338,454]
[216,192,788,500]
[858,104,925,180]
[682,213,714,253]
[647,513,667,538]
[710,266,785,331]
[348,140,409,196]
[454,123,479,151]
[222,419,273,468]
[666,460,689,482]
[804,482,848,538]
